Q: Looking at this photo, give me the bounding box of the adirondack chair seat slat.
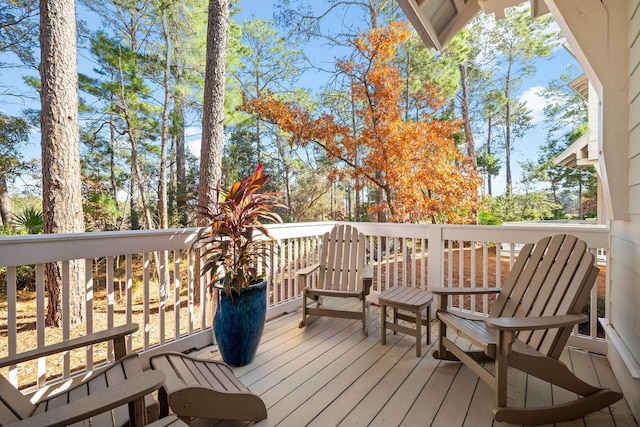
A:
[436,311,498,358]
[298,224,373,335]
[433,234,623,425]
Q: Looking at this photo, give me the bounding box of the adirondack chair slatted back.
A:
[317,225,367,292]
[489,234,599,359]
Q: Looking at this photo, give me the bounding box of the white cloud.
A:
[187,138,201,158]
[185,126,201,138]
[176,126,202,157]
[519,86,546,125]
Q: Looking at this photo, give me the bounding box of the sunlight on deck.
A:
[191,298,637,427]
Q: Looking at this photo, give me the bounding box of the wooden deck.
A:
[191,298,637,427]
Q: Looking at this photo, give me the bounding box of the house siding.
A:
[608,0,640,420]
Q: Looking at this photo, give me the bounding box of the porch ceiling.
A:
[395,0,549,50]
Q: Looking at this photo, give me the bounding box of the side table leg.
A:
[393,307,398,335]
[426,305,431,345]
[415,307,422,357]
[381,304,387,345]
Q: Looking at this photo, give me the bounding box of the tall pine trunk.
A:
[40,0,86,326]
[198,0,228,307]
[198,0,228,219]
[0,176,12,225]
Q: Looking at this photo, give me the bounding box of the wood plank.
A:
[235,299,357,379]
[568,348,618,427]
[551,350,584,427]
[242,316,367,392]
[255,310,378,425]
[369,335,442,425]
[462,371,495,427]
[431,364,481,427]
[191,300,630,427]
[400,361,462,425]
[272,327,403,425]
[329,334,427,425]
[591,350,638,426]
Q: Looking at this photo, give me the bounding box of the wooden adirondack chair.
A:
[432,234,623,425]
[0,323,164,427]
[298,224,374,335]
[149,351,267,424]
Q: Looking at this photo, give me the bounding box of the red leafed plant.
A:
[196,164,283,301]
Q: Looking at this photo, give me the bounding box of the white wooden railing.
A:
[0,221,609,391]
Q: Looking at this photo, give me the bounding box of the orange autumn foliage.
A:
[242,22,480,224]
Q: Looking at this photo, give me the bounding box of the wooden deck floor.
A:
[191,298,637,427]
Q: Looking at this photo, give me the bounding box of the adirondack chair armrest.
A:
[0,323,139,368]
[360,265,373,295]
[297,263,320,279]
[360,265,373,279]
[487,314,588,332]
[6,370,165,427]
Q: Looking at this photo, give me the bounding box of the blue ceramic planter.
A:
[213,279,267,367]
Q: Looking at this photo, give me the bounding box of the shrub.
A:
[478,210,502,225]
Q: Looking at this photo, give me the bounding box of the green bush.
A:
[478,210,502,225]
[13,207,44,234]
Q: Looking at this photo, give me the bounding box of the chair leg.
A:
[433,319,449,359]
[299,290,308,328]
[128,396,148,427]
[393,307,398,335]
[362,296,368,336]
[415,307,422,357]
[425,305,431,345]
[494,348,508,408]
[157,386,170,418]
[381,304,387,345]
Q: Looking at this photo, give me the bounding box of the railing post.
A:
[428,225,444,289]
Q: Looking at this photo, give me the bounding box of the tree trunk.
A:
[350,78,361,221]
[487,116,493,196]
[376,171,386,223]
[108,109,121,228]
[578,179,583,220]
[198,0,228,224]
[459,63,476,167]
[159,7,171,231]
[174,99,187,227]
[0,176,11,226]
[504,71,512,195]
[40,0,86,326]
[198,0,228,306]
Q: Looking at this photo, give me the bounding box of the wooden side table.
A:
[379,286,433,357]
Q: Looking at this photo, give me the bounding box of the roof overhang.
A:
[395,0,550,50]
[569,74,589,100]
[553,133,595,171]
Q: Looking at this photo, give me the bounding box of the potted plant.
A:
[196,164,283,366]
